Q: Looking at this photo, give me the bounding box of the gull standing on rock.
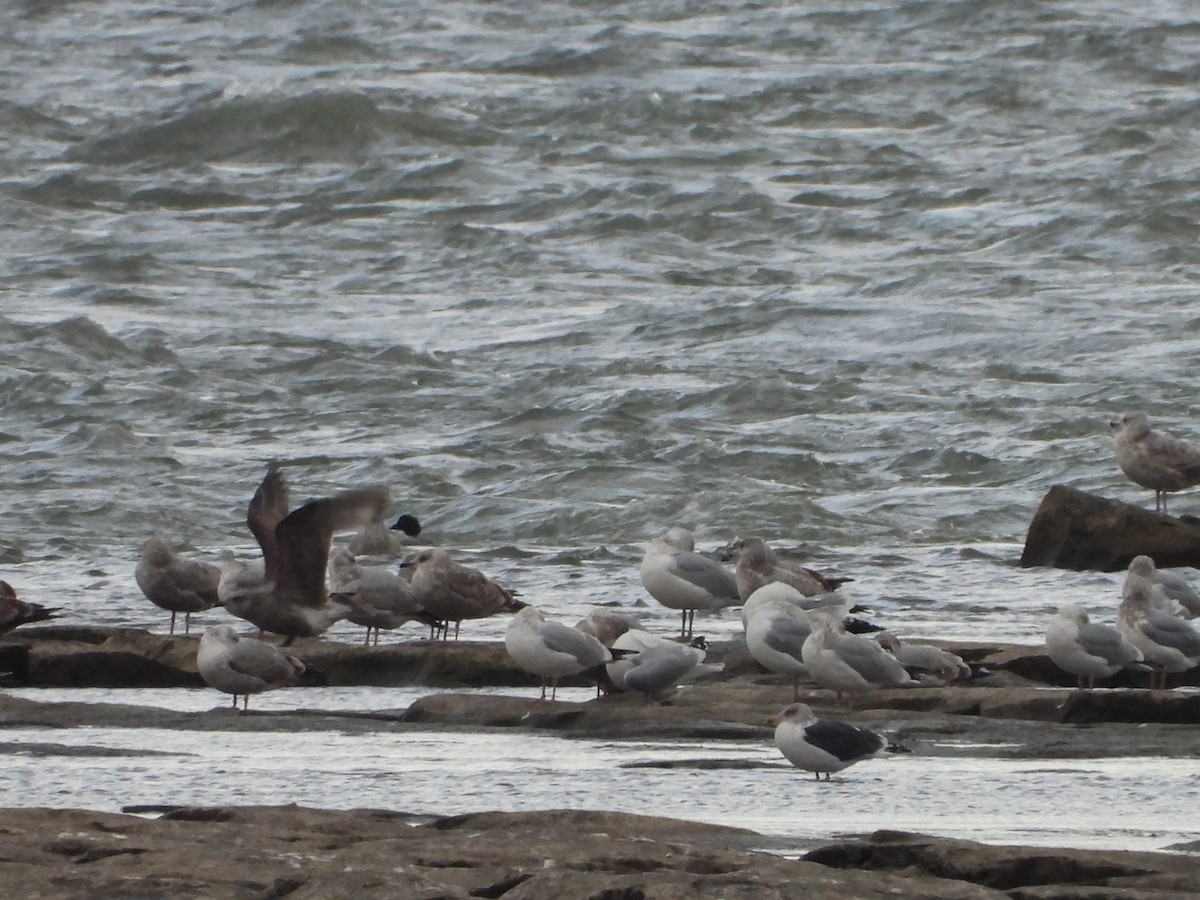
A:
[220,465,389,643]
[801,616,913,707]
[767,703,909,781]
[134,537,222,635]
[402,547,522,640]
[328,547,431,645]
[640,527,740,639]
[604,629,712,701]
[1111,411,1200,515]
[505,606,612,700]
[723,536,850,602]
[873,633,972,683]
[1118,555,1200,688]
[196,624,306,710]
[744,595,813,702]
[0,580,61,635]
[1044,604,1147,689]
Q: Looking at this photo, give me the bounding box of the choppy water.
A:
[3,0,1200,849]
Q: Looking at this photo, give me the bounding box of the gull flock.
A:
[2,411,1200,780]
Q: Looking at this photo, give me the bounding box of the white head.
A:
[1057,603,1089,624]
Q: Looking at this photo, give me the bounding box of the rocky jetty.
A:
[1020,484,1200,570]
[0,805,1195,899]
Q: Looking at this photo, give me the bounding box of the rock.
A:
[805,829,1199,896]
[0,806,1195,899]
[0,626,542,689]
[1020,485,1200,571]
[0,805,1040,899]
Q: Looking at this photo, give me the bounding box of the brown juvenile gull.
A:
[801,615,913,707]
[196,623,305,710]
[1118,555,1200,688]
[1111,411,1200,515]
[575,608,643,646]
[347,513,422,557]
[328,546,432,645]
[134,537,222,635]
[505,606,612,700]
[1044,603,1148,689]
[639,527,740,639]
[220,465,388,642]
[0,580,61,635]
[723,536,851,602]
[401,547,522,640]
[766,703,909,781]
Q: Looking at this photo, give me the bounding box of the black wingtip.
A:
[885,741,912,754]
[390,513,422,537]
[844,616,884,634]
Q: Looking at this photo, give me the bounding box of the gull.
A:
[604,629,712,701]
[767,703,909,781]
[640,527,740,639]
[505,606,611,700]
[744,597,812,702]
[1111,411,1200,515]
[0,580,61,635]
[575,608,643,646]
[402,547,522,640]
[1118,555,1200,688]
[1044,604,1148,689]
[220,465,388,643]
[739,581,876,632]
[347,513,422,558]
[328,547,431,645]
[218,556,266,607]
[134,537,222,635]
[196,624,305,710]
[723,536,850,602]
[1152,568,1200,618]
[801,616,913,707]
[873,632,972,683]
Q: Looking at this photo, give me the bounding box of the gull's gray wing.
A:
[539,620,610,667]
[1142,611,1200,655]
[763,616,812,663]
[668,552,739,599]
[1076,621,1141,665]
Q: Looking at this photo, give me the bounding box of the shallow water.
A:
[1,687,1198,853]
[3,0,1200,850]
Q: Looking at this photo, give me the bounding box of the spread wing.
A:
[248,466,290,582]
[275,486,390,603]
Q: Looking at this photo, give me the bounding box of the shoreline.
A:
[0,804,1195,898]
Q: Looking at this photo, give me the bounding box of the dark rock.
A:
[2,807,1198,898]
[804,829,1198,895]
[1020,485,1200,571]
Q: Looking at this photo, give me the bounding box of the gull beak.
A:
[764,715,780,727]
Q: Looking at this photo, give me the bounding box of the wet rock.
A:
[0,626,542,689]
[1,806,1197,899]
[1020,484,1200,571]
[0,806,1014,899]
[805,829,1199,896]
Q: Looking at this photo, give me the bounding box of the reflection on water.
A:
[1,687,1197,853]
